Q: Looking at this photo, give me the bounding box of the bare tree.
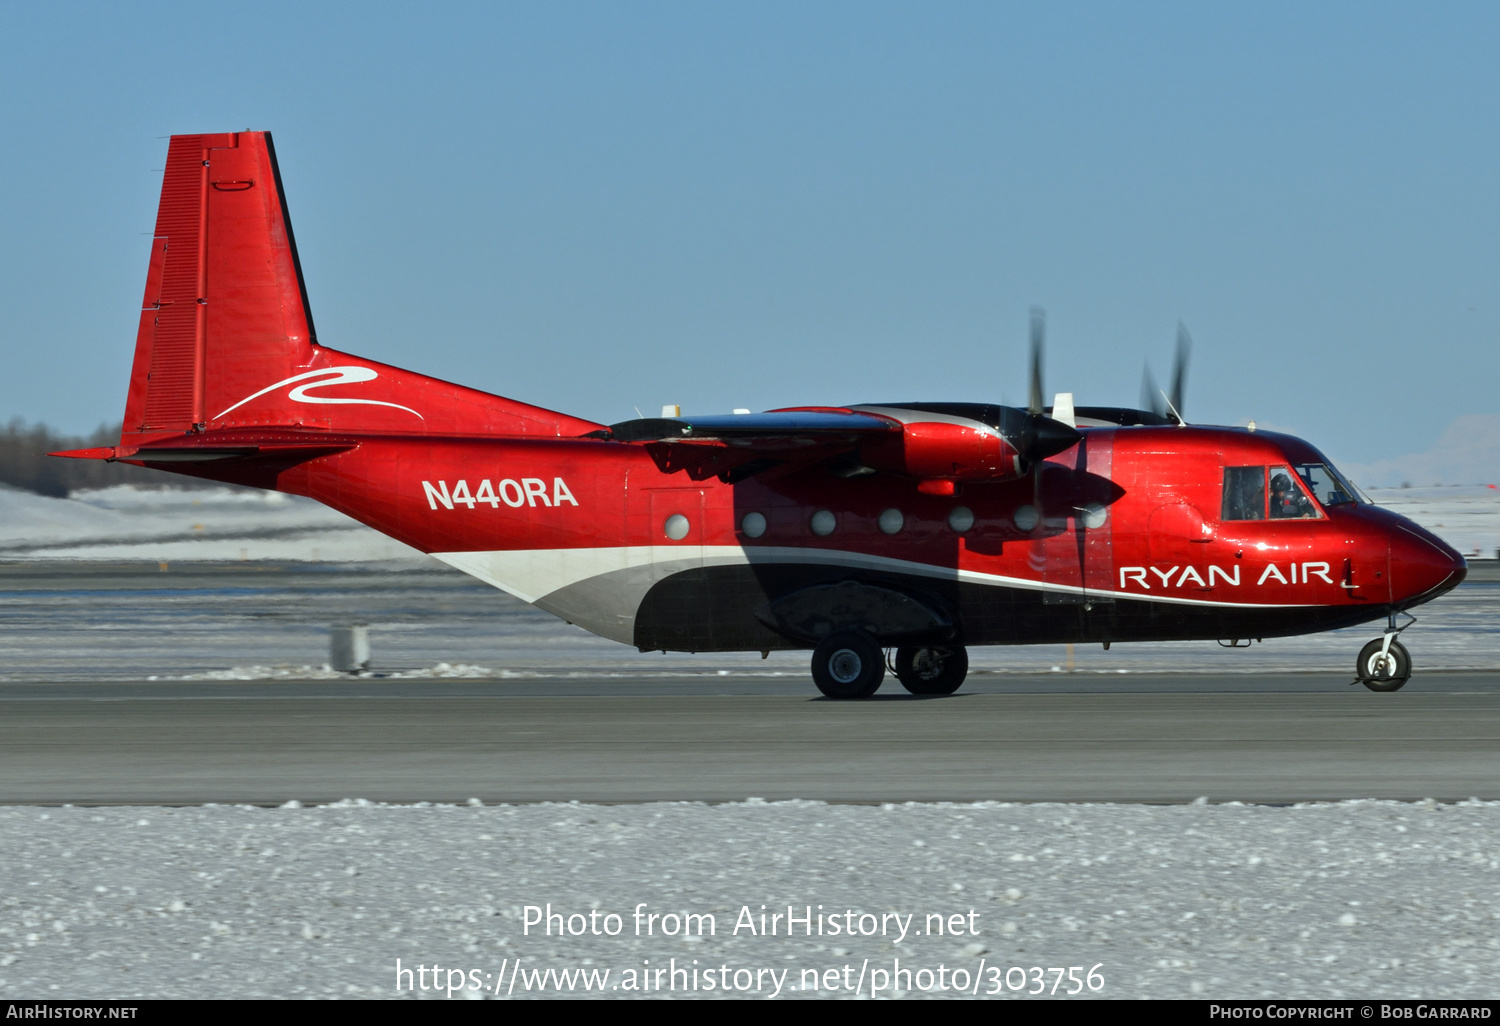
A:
[0,420,225,497]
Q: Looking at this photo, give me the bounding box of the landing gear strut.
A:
[1355,612,1415,692]
[893,645,969,695]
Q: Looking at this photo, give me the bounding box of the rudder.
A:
[125,132,315,442]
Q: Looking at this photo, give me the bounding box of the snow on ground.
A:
[1,799,1498,1000]
[1364,486,1500,560]
[0,485,422,562]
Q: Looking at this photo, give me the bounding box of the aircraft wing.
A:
[593,410,900,481]
[600,410,897,444]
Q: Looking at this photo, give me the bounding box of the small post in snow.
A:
[330,624,370,674]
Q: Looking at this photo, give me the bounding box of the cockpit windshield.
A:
[1290,463,1359,507]
[1222,460,1361,521]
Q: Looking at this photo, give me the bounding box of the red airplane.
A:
[56,132,1467,698]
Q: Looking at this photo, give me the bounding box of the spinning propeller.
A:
[1141,322,1192,425]
[1018,307,1083,466]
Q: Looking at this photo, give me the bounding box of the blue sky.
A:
[2,2,1496,473]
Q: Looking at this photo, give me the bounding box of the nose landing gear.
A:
[1354,613,1415,692]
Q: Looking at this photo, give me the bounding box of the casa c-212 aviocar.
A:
[55,132,1467,698]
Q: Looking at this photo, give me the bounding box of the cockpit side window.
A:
[1292,463,1357,507]
[1269,465,1320,519]
[1222,466,1266,520]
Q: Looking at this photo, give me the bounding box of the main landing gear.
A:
[1354,613,1415,692]
[893,645,969,696]
[810,630,970,699]
[811,630,885,699]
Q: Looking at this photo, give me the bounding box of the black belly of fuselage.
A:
[631,562,1393,653]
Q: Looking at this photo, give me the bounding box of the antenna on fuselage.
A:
[1161,390,1187,427]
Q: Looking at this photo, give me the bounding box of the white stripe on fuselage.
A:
[432,546,1311,609]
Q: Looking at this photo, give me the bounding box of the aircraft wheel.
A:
[894,645,969,695]
[1357,638,1411,692]
[811,630,886,699]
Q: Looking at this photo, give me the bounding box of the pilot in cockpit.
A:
[1270,472,1315,519]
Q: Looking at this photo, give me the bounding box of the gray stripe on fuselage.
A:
[532,557,709,645]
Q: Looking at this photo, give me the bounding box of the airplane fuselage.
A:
[252,419,1463,654]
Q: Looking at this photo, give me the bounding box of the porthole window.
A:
[877,508,904,535]
[947,506,975,533]
[1013,505,1039,532]
[1081,503,1108,530]
[740,511,767,538]
[664,514,690,540]
[810,510,837,537]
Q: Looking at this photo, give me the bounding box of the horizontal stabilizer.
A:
[52,440,355,464]
[48,448,118,461]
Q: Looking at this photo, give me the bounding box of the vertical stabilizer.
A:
[116,131,599,451]
[123,132,316,442]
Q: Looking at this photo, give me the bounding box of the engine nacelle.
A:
[861,418,1024,482]
[851,403,1081,486]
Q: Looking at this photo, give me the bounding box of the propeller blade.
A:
[1170,322,1191,422]
[1010,306,1080,471]
[1028,307,1045,416]
[1141,364,1164,418]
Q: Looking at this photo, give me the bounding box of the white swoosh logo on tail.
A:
[214,367,424,421]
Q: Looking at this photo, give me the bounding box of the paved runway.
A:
[3,561,1498,681]
[4,672,1499,804]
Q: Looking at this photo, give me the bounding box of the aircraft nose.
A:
[1387,519,1467,607]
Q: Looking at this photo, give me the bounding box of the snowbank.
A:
[1,800,1496,1000]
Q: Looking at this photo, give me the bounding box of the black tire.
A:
[811,630,886,699]
[1357,638,1411,692]
[894,645,969,695]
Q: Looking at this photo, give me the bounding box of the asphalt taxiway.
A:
[3,672,1498,805]
[3,562,1497,805]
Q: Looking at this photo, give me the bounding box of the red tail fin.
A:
[122,132,598,447]
[124,132,311,439]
